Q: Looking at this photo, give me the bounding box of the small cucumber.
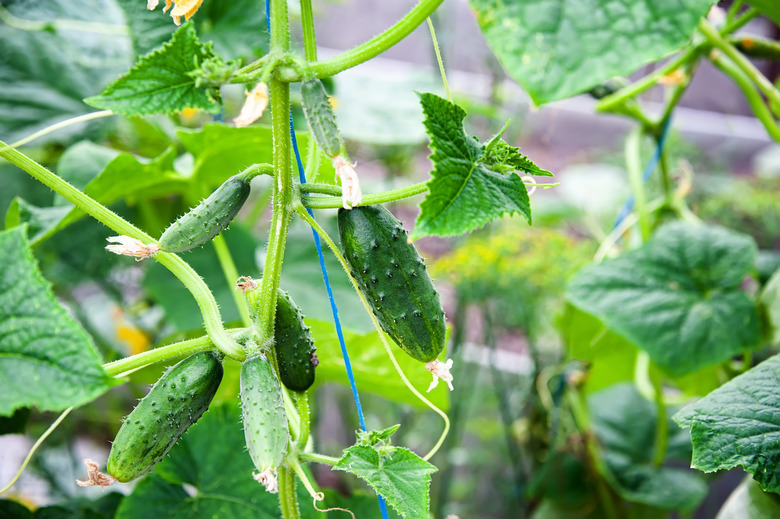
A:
[107,352,223,482]
[158,174,251,253]
[274,290,317,392]
[240,353,289,473]
[246,287,318,392]
[338,205,446,363]
[301,78,342,157]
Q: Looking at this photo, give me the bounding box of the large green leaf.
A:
[0,0,130,142]
[115,404,280,519]
[116,0,269,59]
[566,222,760,377]
[86,23,220,115]
[590,384,707,511]
[307,319,450,411]
[0,227,116,416]
[674,354,780,493]
[747,0,780,25]
[334,428,437,519]
[411,93,550,240]
[469,0,715,104]
[761,268,780,345]
[716,477,780,519]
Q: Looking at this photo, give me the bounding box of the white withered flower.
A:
[105,236,160,260]
[332,155,362,210]
[253,468,279,494]
[76,459,116,489]
[426,359,454,392]
[233,82,269,128]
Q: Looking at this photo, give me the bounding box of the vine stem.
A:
[301,181,429,208]
[299,452,340,466]
[278,467,301,519]
[427,17,452,102]
[0,140,244,360]
[294,205,450,461]
[698,19,780,109]
[625,128,650,241]
[212,234,252,327]
[0,111,114,153]
[279,0,445,81]
[0,407,72,495]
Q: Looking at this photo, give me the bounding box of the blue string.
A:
[265,3,389,517]
[612,116,673,230]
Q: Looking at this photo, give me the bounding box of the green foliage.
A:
[748,0,780,25]
[86,24,221,116]
[308,319,450,410]
[0,0,130,142]
[567,222,760,377]
[411,93,549,240]
[716,477,780,519]
[0,227,117,416]
[335,427,437,519]
[674,354,780,492]
[469,0,715,104]
[762,269,780,345]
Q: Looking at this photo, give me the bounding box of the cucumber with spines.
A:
[240,353,289,474]
[338,205,446,363]
[106,352,223,482]
[301,78,343,157]
[158,174,251,253]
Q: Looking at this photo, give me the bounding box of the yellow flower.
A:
[147,0,203,26]
[233,83,269,128]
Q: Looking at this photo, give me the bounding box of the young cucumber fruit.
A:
[247,288,318,392]
[158,174,251,253]
[338,205,446,363]
[107,352,223,482]
[240,353,289,474]
[301,78,343,157]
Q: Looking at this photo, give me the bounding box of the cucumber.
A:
[246,287,317,392]
[240,353,289,474]
[301,78,342,157]
[158,174,250,253]
[338,205,446,363]
[273,290,317,392]
[106,352,223,482]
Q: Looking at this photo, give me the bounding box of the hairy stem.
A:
[301,181,429,208]
[300,0,318,62]
[278,467,301,519]
[299,452,340,466]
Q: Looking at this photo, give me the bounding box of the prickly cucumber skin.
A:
[106,352,223,482]
[301,79,342,157]
[158,175,250,253]
[274,290,317,392]
[240,354,289,473]
[338,205,446,363]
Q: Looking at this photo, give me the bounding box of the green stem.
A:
[299,452,340,466]
[625,128,650,241]
[427,17,452,102]
[287,455,321,499]
[0,141,245,359]
[699,19,780,109]
[301,181,429,209]
[299,0,318,62]
[296,392,311,451]
[103,330,246,377]
[710,52,780,142]
[0,111,113,153]
[278,467,301,519]
[651,374,668,467]
[295,205,450,460]
[212,234,252,327]
[281,0,445,81]
[722,7,760,35]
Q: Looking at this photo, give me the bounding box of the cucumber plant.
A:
[1,0,779,518]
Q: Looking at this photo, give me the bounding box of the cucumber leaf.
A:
[469,0,715,104]
[674,354,780,493]
[411,93,550,240]
[0,227,117,416]
[335,429,437,519]
[716,477,780,519]
[566,222,760,377]
[86,23,220,115]
[746,0,780,26]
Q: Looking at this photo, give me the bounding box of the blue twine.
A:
[612,116,673,230]
[265,3,389,517]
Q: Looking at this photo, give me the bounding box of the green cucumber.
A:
[301,78,342,157]
[240,353,289,473]
[158,174,250,253]
[246,287,318,392]
[107,352,223,482]
[273,290,317,392]
[338,205,446,363]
